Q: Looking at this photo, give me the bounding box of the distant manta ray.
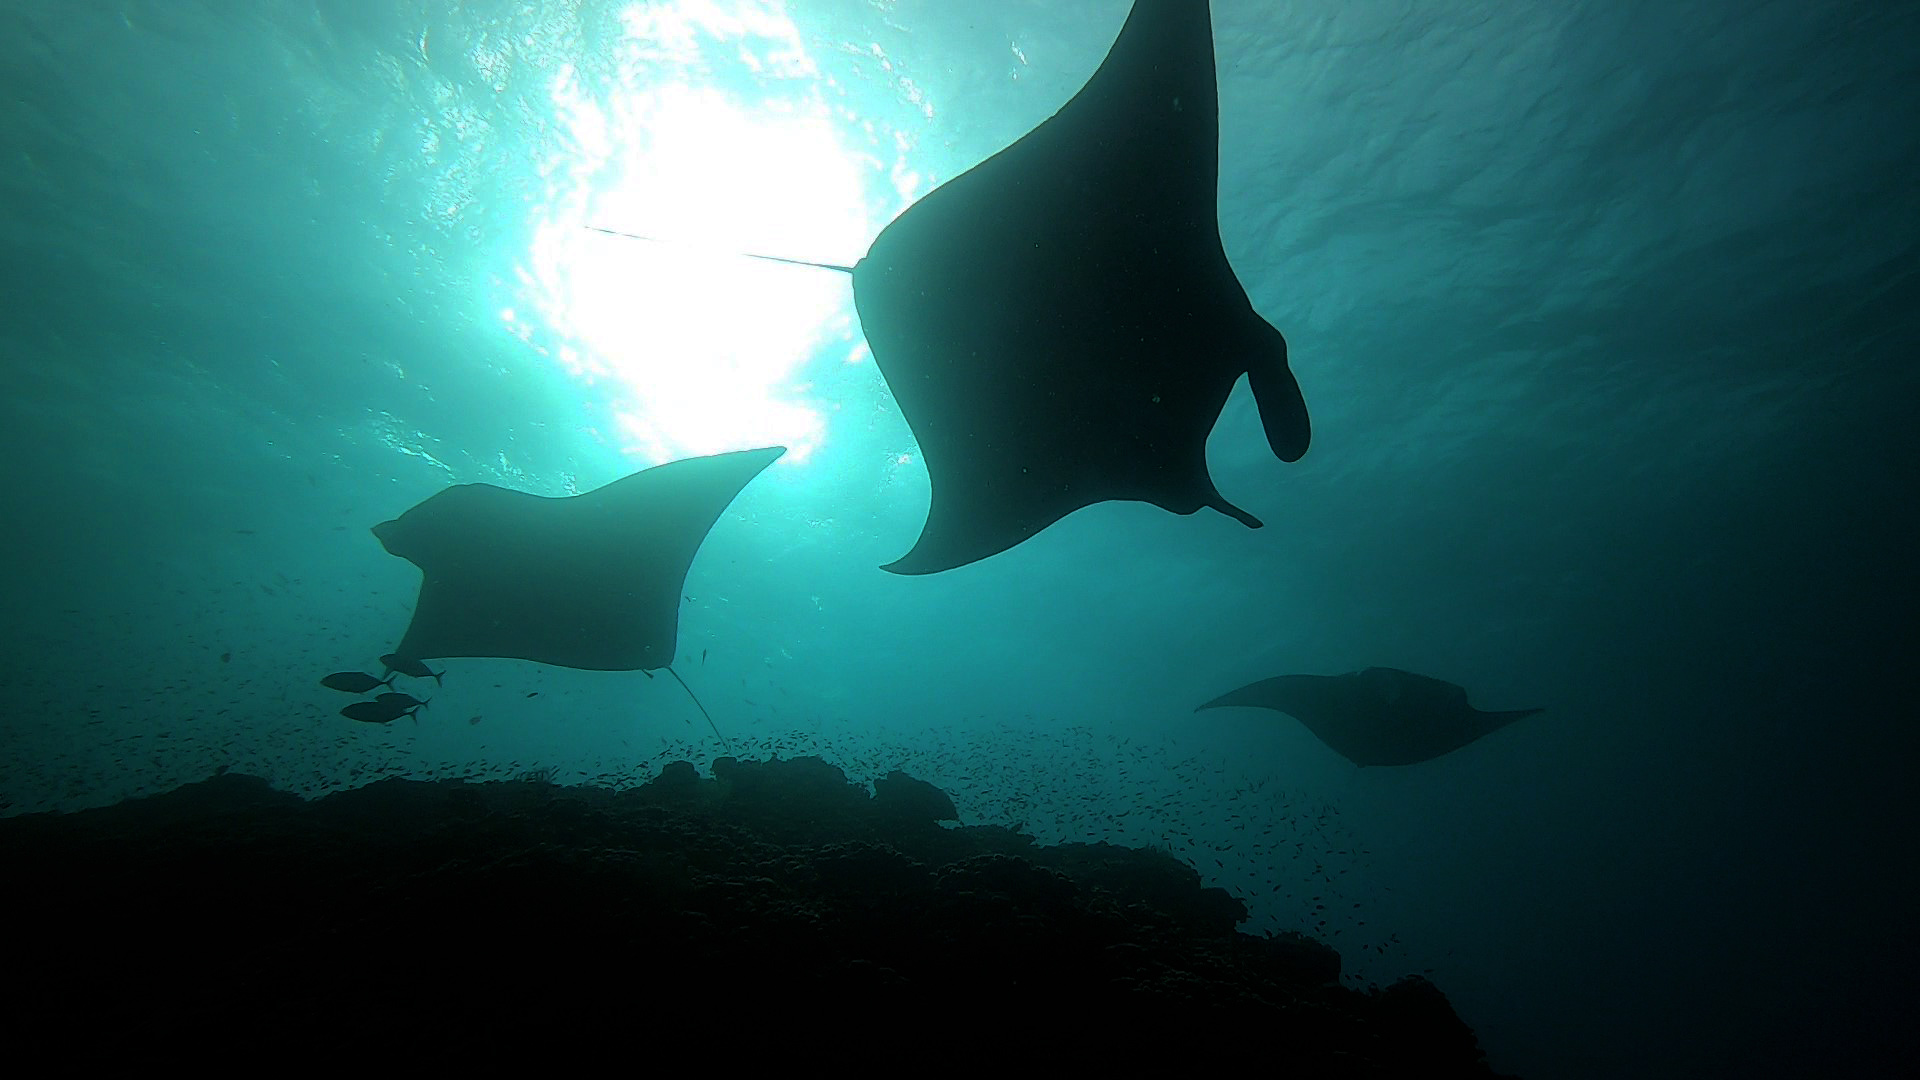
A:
[591,0,1309,575]
[1196,668,1545,766]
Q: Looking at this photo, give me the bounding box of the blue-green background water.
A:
[2,1,1914,1075]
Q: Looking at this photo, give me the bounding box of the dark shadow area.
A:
[1,757,1507,1074]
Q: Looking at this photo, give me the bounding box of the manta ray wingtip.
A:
[879,553,950,576]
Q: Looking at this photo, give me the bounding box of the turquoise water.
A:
[1,1,1913,1076]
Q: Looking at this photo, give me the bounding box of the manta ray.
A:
[592,0,1308,574]
[368,446,785,746]
[1196,668,1545,766]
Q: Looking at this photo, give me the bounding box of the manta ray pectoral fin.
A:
[1247,326,1310,463]
[1466,706,1546,746]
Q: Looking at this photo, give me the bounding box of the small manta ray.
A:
[1195,667,1545,767]
[590,0,1307,574]
[370,447,786,749]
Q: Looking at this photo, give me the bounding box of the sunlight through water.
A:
[512,1,874,466]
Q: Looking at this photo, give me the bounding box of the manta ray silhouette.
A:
[369,446,785,748]
[1196,668,1545,766]
[593,0,1308,574]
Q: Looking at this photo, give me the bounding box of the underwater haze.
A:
[2,0,1915,1075]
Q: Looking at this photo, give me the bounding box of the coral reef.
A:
[0,758,1510,1074]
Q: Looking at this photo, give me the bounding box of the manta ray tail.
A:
[585,226,854,274]
[665,665,731,753]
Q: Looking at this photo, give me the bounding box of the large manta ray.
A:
[855,0,1309,573]
[1196,668,1545,766]
[593,0,1308,574]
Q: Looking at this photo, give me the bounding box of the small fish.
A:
[380,653,445,686]
[220,652,232,663]
[321,671,395,694]
[526,691,541,698]
[701,648,708,665]
[340,699,422,724]
[468,715,483,726]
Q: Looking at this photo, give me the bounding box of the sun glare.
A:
[511,2,871,466]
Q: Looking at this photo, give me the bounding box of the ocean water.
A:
[1,0,1913,1075]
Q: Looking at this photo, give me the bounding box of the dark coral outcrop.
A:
[0,759,1511,1075]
